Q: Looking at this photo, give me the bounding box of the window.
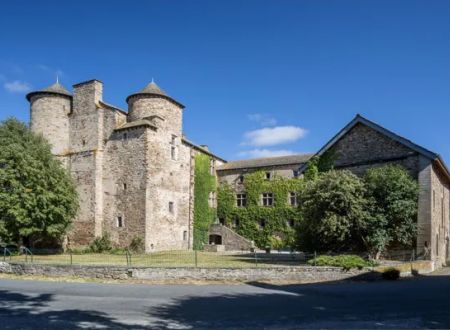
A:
[117,216,124,228]
[287,219,295,228]
[171,135,177,145]
[123,132,128,141]
[236,194,247,207]
[123,183,127,190]
[433,190,436,211]
[289,192,298,206]
[82,139,86,146]
[262,193,273,207]
[183,230,188,241]
[238,175,244,184]
[208,191,216,208]
[219,218,225,225]
[169,201,174,213]
[293,170,300,178]
[171,146,177,160]
[265,172,272,180]
[232,218,239,229]
[259,219,266,229]
[210,159,216,175]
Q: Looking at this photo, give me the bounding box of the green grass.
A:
[4,251,308,268]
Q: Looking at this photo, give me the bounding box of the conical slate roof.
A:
[126,80,185,108]
[138,81,167,96]
[26,82,72,101]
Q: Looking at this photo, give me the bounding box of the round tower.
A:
[26,81,72,155]
[126,81,185,135]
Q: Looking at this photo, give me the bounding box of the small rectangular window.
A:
[219,218,225,225]
[208,191,216,208]
[183,230,188,241]
[238,175,244,184]
[123,133,128,141]
[171,135,177,145]
[169,201,174,213]
[171,146,177,160]
[265,172,272,180]
[289,192,297,206]
[236,194,247,207]
[210,159,216,175]
[262,193,273,207]
[232,218,239,228]
[123,183,127,190]
[117,216,123,228]
[259,219,266,229]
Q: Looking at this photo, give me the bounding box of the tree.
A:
[363,165,418,258]
[0,118,78,247]
[298,170,368,252]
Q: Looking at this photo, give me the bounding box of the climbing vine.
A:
[193,153,216,250]
[217,171,304,249]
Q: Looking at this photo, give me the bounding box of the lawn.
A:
[4,250,307,268]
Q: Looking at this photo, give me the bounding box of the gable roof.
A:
[298,114,449,179]
[218,154,313,171]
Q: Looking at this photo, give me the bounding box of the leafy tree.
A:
[303,148,337,181]
[363,165,418,258]
[298,170,368,252]
[0,118,78,247]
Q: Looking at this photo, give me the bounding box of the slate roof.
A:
[26,82,72,101]
[217,154,314,171]
[182,137,227,162]
[298,114,450,179]
[126,81,185,108]
[114,119,157,131]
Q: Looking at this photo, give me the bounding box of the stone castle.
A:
[27,79,450,266]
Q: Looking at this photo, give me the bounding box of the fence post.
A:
[194,250,198,268]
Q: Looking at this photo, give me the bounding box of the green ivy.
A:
[217,171,304,249]
[193,153,216,250]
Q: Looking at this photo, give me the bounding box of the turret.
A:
[26,81,72,155]
[126,81,185,135]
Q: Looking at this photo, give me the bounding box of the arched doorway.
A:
[209,234,222,245]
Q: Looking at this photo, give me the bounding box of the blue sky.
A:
[1,0,450,162]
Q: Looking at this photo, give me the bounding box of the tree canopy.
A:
[0,118,78,247]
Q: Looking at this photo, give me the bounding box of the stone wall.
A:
[102,126,148,248]
[0,262,373,282]
[208,224,253,251]
[29,94,72,156]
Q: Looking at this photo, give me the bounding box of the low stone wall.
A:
[0,262,373,282]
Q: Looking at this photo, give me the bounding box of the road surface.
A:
[0,271,449,329]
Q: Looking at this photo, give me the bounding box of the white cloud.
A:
[4,80,32,93]
[242,126,307,147]
[247,113,277,126]
[238,149,297,158]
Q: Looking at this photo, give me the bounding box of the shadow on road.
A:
[0,289,137,329]
[0,272,449,329]
[146,273,450,329]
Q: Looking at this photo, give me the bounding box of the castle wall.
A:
[67,80,104,246]
[144,130,192,251]
[29,94,71,155]
[102,127,148,248]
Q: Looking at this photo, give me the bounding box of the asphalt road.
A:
[0,271,449,329]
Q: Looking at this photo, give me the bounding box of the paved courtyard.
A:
[0,269,449,329]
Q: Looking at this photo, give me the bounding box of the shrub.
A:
[382,267,401,280]
[89,233,113,253]
[298,170,369,252]
[308,255,376,270]
[129,236,144,253]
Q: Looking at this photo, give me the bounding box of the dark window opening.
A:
[236,194,247,207]
[117,216,123,228]
[169,201,174,213]
[262,193,273,207]
[265,172,272,180]
[289,192,297,206]
[259,219,266,229]
[238,175,244,184]
[209,234,222,245]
